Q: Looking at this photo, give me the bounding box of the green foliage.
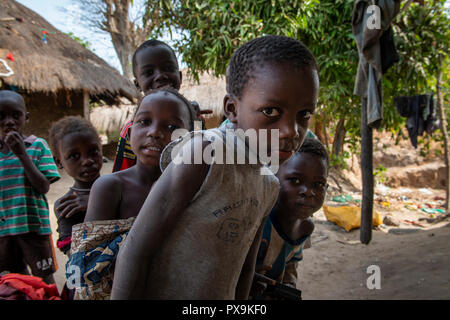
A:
[65,32,91,49]
[374,164,388,184]
[329,150,350,170]
[152,0,449,166]
[383,1,450,135]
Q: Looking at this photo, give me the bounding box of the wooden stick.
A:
[436,55,449,212]
[360,97,373,244]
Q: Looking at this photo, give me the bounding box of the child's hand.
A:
[57,191,89,218]
[249,266,273,299]
[4,131,26,157]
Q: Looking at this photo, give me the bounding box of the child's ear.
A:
[134,79,141,92]
[25,112,30,123]
[223,94,238,123]
[54,156,63,169]
[127,125,132,139]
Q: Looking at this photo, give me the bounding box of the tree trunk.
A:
[332,119,346,159]
[103,0,134,80]
[360,98,373,244]
[77,0,165,80]
[313,112,327,145]
[436,55,449,212]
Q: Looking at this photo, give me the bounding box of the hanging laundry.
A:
[353,0,401,129]
[394,94,439,148]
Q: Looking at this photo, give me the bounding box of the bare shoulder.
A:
[92,172,124,193]
[298,218,315,238]
[84,172,124,222]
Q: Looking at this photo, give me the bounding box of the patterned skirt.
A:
[66,217,135,300]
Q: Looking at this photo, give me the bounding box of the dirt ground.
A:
[46,158,450,300]
[298,196,450,300]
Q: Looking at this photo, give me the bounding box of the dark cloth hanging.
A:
[394,94,440,148]
[353,0,401,129]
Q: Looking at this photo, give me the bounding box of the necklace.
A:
[70,186,91,193]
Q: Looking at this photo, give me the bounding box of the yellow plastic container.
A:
[322,205,382,231]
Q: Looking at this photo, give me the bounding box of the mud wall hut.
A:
[0,0,138,140]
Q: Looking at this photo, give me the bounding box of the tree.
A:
[157,0,448,166]
[70,0,172,79]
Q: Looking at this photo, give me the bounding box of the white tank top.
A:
[145,127,280,299]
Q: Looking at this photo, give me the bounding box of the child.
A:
[49,116,103,256]
[111,35,320,299]
[0,90,60,285]
[113,39,208,172]
[251,138,329,300]
[66,88,199,299]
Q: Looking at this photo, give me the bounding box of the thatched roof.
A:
[0,0,138,103]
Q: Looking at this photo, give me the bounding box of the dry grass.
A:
[0,0,138,102]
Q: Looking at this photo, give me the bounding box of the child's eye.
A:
[313,181,328,192]
[137,119,150,126]
[313,181,326,188]
[168,124,179,132]
[68,153,80,160]
[262,107,280,117]
[143,69,154,76]
[288,177,301,185]
[297,110,313,121]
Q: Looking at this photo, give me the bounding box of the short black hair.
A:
[226,35,318,99]
[132,39,179,78]
[297,138,329,171]
[132,87,199,131]
[0,90,26,110]
[49,116,101,158]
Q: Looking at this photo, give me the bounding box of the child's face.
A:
[226,63,319,164]
[134,45,182,95]
[0,98,28,140]
[276,152,327,221]
[130,92,190,167]
[56,132,103,186]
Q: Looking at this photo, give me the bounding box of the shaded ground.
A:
[298,206,450,299]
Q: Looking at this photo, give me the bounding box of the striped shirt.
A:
[0,135,60,237]
[256,210,311,285]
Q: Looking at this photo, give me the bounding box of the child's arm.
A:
[5,132,49,194]
[282,261,299,288]
[111,141,211,299]
[83,174,122,222]
[235,216,268,300]
[282,220,315,287]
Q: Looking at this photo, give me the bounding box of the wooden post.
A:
[83,90,90,122]
[436,55,449,212]
[360,97,373,244]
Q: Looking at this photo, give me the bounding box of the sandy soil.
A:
[299,205,450,300]
[46,160,450,299]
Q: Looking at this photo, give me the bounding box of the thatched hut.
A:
[180,70,226,129]
[0,0,138,139]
